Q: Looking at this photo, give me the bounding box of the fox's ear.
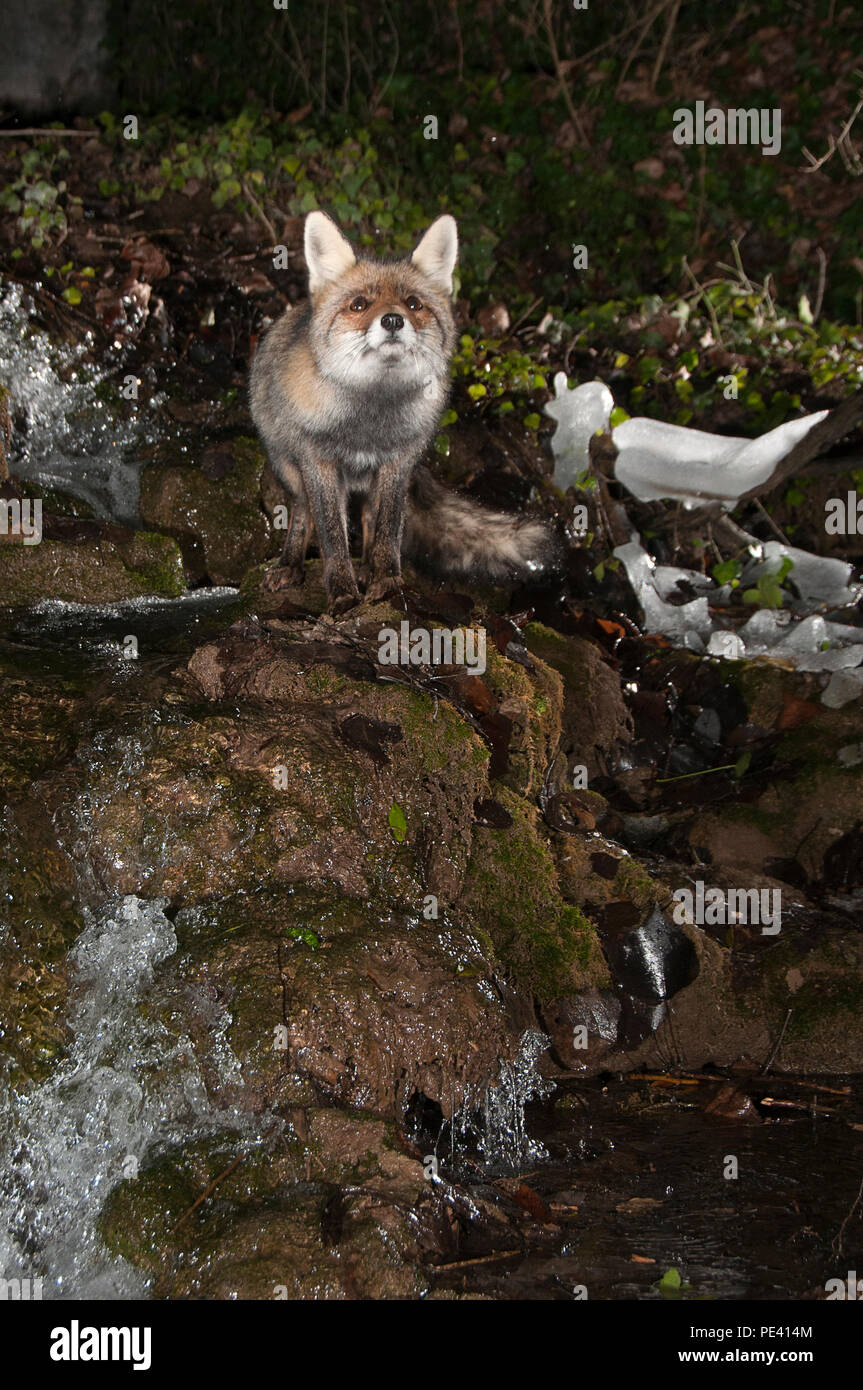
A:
[411,215,458,295]
[304,211,357,296]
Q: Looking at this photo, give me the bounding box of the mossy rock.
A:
[99,1113,441,1298]
[0,797,82,1086]
[524,622,632,779]
[139,435,270,585]
[482,640,562,798]
[460,785,606,1001]
[0,530,185,605]
[149,885,526,1119]
[553,830,669,928]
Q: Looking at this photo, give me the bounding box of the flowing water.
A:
[0,280,162,525]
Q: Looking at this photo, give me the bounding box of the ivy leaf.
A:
[388,803,407,842]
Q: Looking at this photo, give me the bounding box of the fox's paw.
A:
[329,588,362,617]
[364,575,403,605]
[262,563,305,593]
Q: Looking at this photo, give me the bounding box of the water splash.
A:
[0,280,161,524]
[0,895,255,1300]
[446,1029,554,1177]
[476,1029,554,1172]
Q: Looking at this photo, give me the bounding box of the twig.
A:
[682,256,725,346]
[751,496,791,546]
[651,0,681,91]
[0,128,94,138]
[616,0,668,97]
[509,295,543,338]
[833,1173,863,1256]
[434,1249,522,1271]
[760,1008,792,1075]
[541,0,588,144]
[569,0,671,70]
[242,180,278,245]
[802,84,863,174]
[168,1152,248,1234]
[376,0,401,109]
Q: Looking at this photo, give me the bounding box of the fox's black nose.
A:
[380,313,404,334]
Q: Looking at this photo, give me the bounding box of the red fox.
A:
[249,210,559,613]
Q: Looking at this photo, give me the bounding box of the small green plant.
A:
[656,1266,694,1299]
[0,148,78,249]
[743,556,794,608]
[712,557,742,587]
[285,926,319,950]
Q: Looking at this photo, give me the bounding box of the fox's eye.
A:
[406,295,423,312]
[349,296,368,312]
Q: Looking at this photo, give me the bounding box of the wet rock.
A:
[139,436,272,585]
[480,639,563,798]
[0,797,81,1086]
[590,921,863,1075]
[98,1111,453,1298]
[460,786,607,1003]
[155,888,528,1120]
[49,629,492,908]
[0,528,185,605]
[597,904,699,1004]
[703,1081,762,1123]
[542,987,622,1070]
[523,622,632,780]
[0,384,9,482]
[687,659,863,885]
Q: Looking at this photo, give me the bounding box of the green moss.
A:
[118,531,186,597]
[400,688,482,775]
[304,664,351,697]
[719,801,782,836]
[524,622,593,697]
[612,854,664,908]
[0,804,82,1086]
[461,786,604,1000]
[0,532,186,606]
[781,979,863,1042]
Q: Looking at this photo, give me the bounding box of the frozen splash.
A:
[0,280,161,524]
[0,896,254,1300]
[547,373,863,694]
[545,372,828,503]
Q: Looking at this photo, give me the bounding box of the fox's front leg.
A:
[300,453,359,614]
[264,456,312,588]
[360,455,414,604]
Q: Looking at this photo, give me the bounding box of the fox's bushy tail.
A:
[403,465,561,584]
